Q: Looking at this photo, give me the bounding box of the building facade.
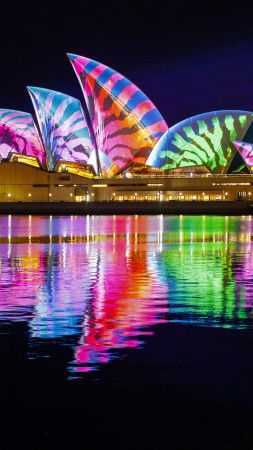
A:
[0,162,252,202]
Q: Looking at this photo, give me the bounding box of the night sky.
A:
[1,0,253,126]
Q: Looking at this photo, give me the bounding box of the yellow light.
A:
[92,184,108,188]
[202,192,205,195]
[225,192,228,195]
[8,193,11,197]
[49,193,52,197]
[147,183,164,187]
[70,193,73,197]
[28,193,31,197]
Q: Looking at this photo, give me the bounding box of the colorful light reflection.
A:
[0,215,253,375]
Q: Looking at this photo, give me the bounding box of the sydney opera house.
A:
[1,53,253,202]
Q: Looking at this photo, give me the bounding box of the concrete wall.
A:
[0,162,90,202]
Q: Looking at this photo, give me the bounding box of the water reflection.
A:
[0,215,253,374]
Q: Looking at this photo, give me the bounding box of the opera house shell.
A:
[1,53,253,202]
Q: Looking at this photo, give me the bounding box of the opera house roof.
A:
[146,111,253,174]
[1,54,253,176]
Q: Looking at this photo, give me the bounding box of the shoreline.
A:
[0,200,252,215]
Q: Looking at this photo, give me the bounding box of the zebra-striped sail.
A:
[147,111,253,173]
[27,87,94,171]
[67,53,168,176]
[0,109,45,167]
[233,141,253,171]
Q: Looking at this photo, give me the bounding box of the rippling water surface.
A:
[0,214,253,375]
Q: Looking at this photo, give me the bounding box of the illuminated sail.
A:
[67,53,168,176]
[27,87,94,171]
[0,109,45,167]
[233,141,253,172]
[147,111,253,173]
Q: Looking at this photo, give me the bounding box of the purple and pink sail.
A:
[0,109,46,167]
[233,141,253,171]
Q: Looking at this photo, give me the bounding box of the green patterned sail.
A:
[147,111,253,173]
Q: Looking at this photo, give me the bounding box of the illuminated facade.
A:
[1,54,253,202]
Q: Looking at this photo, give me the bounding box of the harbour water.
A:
[1,214,253,449]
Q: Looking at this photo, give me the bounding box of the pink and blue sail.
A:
[27,87,94,171]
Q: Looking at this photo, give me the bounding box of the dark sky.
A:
[1,0,253,125]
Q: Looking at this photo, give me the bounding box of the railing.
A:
[93,173,253,179]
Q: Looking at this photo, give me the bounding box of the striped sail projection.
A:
[67,53,168,176]
[147,111,253,174]
[27,87,94,171]
[0,109,45,166]
[233,141,253,171]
